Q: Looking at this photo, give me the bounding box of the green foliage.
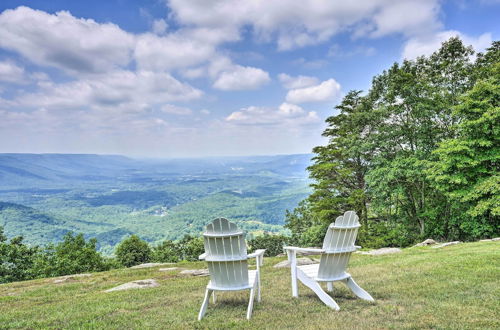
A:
[287,37,500,247]
[176,235,204,261]
[0,227,39,283]
[34,233,109,277]
[152,240,180,263]
[248,234,289,256]
[428,60,500,238]
[115,235,151,267]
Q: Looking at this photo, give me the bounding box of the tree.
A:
[248,234,288,257]
[152,240,180,263]
[429,62,500,238]
[0,227,39,283]
[115,235,151,267]
[176,235,204,261]
[34,233,108,277]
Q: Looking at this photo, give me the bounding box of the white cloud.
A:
[161,104,192,115]
[0,60,27,84]
[278,73,319,89]
[402,30,493,59]
[152,18,168,35]
[225,102,319,126]
[14,70,203,112]
[286,79,341,104]
[0,6,135,75]
[134,32,216,72]
[213,65,270,91]
[168,0,442,50]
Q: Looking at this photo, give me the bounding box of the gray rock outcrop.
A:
[105,279,159,292]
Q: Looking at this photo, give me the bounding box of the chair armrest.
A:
[198,252,207,260]
[283,246,325,255]
[247,249,265,258]
[248,249,265,266]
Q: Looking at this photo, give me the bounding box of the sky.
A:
[0,0,498,158]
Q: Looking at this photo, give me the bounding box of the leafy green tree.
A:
[177,235,204,261]
[34,233,108,277]
[152,240,180,263]
[248,234,289,257]
[428,62,499,238]
[0,227,39,283]
[115,235,151,267]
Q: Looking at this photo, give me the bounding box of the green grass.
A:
[1,241,499,329]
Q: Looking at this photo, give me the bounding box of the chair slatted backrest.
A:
[317,211,360,280]
[203,218,249,289]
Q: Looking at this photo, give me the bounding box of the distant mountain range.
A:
[0,153,312,252]
[0,153,312,188]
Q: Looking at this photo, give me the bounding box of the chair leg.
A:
[327,282,334,293]
[247,286,256,320]
[212,291,216,304]
[343,277,374,302]
[297,269,340,310]
[198,288,213,320]
[257,271,261,302]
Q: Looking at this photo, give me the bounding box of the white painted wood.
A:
[284,211,374,310]
[198,218,265,320]
[296,268,340,310]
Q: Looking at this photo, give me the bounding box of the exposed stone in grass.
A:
[480,237,500,242]
[179,269,209,276]
[358,247,402,255]
[273,257,318,268]
[159,267,182,272]
[414,239,437,247]
[104,279,159,292]
[53,273,92,284]
[130,263,174,269]
[431,241,462,248]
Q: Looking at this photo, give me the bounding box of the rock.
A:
[480,237,500,242]
[179,269,209,276]
[53,273,92,283]
[105,279,159,292]
[159,267,182,272]
[432,241,462,248]
[414,239,437,247]
[130,263,174,269]
[273,257,318,268]
[358,247,402,255]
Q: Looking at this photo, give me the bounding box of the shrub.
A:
[152,240,180,263]
[248,234,289,257]
[115,235,151,267]
[34,233,109,277]
[0,228,39,283]
[177,235,204,261]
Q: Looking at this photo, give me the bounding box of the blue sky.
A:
[0,0,498,157]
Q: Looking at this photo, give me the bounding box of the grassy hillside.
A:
[1,241,498,329]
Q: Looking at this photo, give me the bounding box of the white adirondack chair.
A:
[198,218,265,320]
[284,211,374,310]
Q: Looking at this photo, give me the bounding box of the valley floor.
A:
[0,241,498,329]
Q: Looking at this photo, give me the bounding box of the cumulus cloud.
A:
[168,0,442,50]
[152,18,168,35]
[286,79,341,104]
[0,60,27,84]
[402,30,493,59]
[225,102,319,126]
[213,65,270,91]
[278,73,319,89]
[161,104,192,115]
[14,70,203,112]
[0,6,135,75]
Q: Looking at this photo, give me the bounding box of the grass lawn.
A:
[0,241,499,329]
